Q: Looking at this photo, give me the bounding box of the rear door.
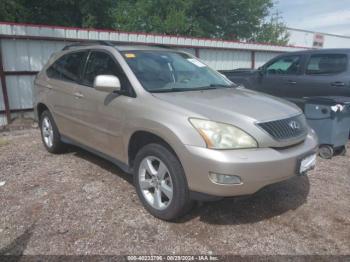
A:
[298,53,350,97]
[258,54,305,98]
[44,51,88,138]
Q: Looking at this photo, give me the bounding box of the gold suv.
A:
[34,42,318,220]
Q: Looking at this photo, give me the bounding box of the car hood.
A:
[152,87,301,124]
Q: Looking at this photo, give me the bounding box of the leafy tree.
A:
[189,0,274,39]
[0,0,24,22]
[251,12,290,45]
[0,0,117,28]
[0,0,289,44]
[112,0,289,45]
[113,0,194,35]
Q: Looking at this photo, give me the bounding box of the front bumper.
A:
[180,130,318,197]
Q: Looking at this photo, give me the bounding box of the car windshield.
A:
[121,50,234,92]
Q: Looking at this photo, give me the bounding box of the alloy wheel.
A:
[138,156,173,210]
[42,116,54,148]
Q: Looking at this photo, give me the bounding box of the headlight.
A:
[189,118,258,149]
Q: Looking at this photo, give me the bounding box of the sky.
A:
[274,0,350,36]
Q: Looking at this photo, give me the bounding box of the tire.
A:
[133,143,193,221]
[318,145,334,159]
[334,146,347,156]
[338,146,347,156]
[39,110,66,154]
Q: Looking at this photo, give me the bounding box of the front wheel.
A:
[133,143,192,221]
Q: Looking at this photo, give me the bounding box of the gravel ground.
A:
[0,128,349,256]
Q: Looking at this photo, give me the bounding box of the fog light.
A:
[209,172,242,185]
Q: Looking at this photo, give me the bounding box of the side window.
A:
[306,54,347,75]
[83,51,130,91]
[266,56,301,75]
[46,52,86,82]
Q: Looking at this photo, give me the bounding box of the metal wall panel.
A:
[255,52,281,69]
[6,75,35,110]
[0,115,7,126]
[287,28,350,48]
[0,23,306,52]
[2,39,68,71]
[199,49,252,70]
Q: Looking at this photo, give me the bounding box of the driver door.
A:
[258,55,304,98]
[72,50,133,160]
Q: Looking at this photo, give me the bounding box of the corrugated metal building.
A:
[0,22,306,126]
[287,27,350,49]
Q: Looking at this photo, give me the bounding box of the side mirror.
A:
[94,75,121,93]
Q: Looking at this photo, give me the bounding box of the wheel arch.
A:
[36,102,49,120]
[127,130,183,169]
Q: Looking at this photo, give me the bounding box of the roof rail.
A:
[62,40,114,50]
[151,44,173,49]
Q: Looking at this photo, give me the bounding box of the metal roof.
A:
[0,22,307,53]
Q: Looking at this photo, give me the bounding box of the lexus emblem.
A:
[289,120,300,130]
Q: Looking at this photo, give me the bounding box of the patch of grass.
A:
[0,138,9,147]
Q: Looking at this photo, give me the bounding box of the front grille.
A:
[257,114,308,141]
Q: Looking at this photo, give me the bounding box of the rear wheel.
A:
[39,110,66,153]
[339,146,347,156]
[337,146,347,156]
[133,143,192,221]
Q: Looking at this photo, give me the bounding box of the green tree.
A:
[189,0,274,39]
[113,0,194,34]
[0,0,117,28]
[251,12,290,45]
[0,0,289,45]
[0,0,24,22]
[112,0,289,45]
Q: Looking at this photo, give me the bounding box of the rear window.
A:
[46,51,87,82]
[306,54,347,75]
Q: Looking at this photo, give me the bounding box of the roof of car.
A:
[114,45,173,52]
[277,48,350,56]
[62,41,177,52]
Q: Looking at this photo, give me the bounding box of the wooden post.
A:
[251,51,256,69]
[195,48,200,58]
[0,38,11,124]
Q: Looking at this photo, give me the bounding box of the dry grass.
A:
[0,137,9,147]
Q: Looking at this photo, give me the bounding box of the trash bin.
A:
[303,96,350,159]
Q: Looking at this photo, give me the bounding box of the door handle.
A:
[74,92,84,98]
[330,81,345,87]
[287,80,297,85]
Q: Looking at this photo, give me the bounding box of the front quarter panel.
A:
[122,95,207,164]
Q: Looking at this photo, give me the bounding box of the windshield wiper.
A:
[150,86,217,93]
[208,83,237,88]
[150,83,236,93]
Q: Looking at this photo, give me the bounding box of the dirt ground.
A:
[0,128,349,256]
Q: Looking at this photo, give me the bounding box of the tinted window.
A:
[83,51,129,90]
[266,56,301,75]
[306,54,347,74]
[46,52,86,82]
